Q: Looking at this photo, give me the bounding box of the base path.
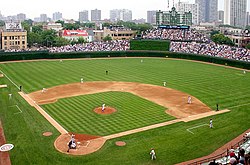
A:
[0,121,11,165]
[21,81,231,156]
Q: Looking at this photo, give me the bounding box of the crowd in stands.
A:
[142,28,209,43]
[207,132,250,165]
[49,40,130,53]
[170,42,250,62]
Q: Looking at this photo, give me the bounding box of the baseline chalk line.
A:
[186,123,209,134]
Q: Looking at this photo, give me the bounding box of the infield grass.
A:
[42,91,173,135]
[0,58,250,165]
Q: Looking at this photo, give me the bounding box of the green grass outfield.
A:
[0,58,250,165]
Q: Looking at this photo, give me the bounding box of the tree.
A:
[210,30,220,37]
[103,35,112,41]
[40,30,57,47]
[54,37,70,47]
[211,33,234,46]
[77,37,86,44]
[63,23,80,30]
[32,25,43,33]
[21,21,31,33]
[81,22,95,28]
[27,32,42,47]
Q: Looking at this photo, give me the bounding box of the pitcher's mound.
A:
[93,107,117,115]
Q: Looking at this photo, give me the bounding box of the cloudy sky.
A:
[0,0,249,20]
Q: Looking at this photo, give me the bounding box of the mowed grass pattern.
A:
[0,58,250,164]
[42,91,173,135]
[1,58,249,111]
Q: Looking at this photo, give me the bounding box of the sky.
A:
[0,0,249,20]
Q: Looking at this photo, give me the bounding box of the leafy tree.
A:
[27,32,42,47]
[21,21,31,33]
[102,22,112,28]
[77,37,86,44]
[32,25,43,33]
[211,33,234,46]
[23,19,33,26]
[54,37,70,47]
[210,30,220,37]
[63,23,80,30]
[103,35,112,41]
[40,30,57,47]
[81,22,95,28]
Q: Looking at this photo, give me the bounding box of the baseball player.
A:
[42,88,45,93]
[102,103,105,112]
[188,96,192,104]
[163,81,167,87]
[80,78,83,83]
[150,148,156,160]
[210,119,213,128]
[8,93,12,100]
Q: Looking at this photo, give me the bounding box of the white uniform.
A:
[42,88,46,93]
[102,104,105,112]
[150,149,156,160]
[80,78,83,83]
[9,93,12,100]
[210,119,213,128]
[188,96,192,104]
[163,82,166,87]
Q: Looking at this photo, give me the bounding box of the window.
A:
[22,41,25,45]
[4,36,7,40]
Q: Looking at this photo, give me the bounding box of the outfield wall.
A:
[0,50,249,69]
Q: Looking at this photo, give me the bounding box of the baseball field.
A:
[0,57,250,164]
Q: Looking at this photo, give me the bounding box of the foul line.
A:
[9,105,22,114]
[227,102,250,109]
[186,123,209,134]
[0,70,19,90]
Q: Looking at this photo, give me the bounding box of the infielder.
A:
[102,104,105,112]
[188,96,192,104]
[80,78,83,83]
[42,88,47,93]
[210,119,213,128]
[150,148,156,160]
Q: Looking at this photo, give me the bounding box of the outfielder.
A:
[150,148,156,160]
[210,119,213,128]
[8,93,12,100]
